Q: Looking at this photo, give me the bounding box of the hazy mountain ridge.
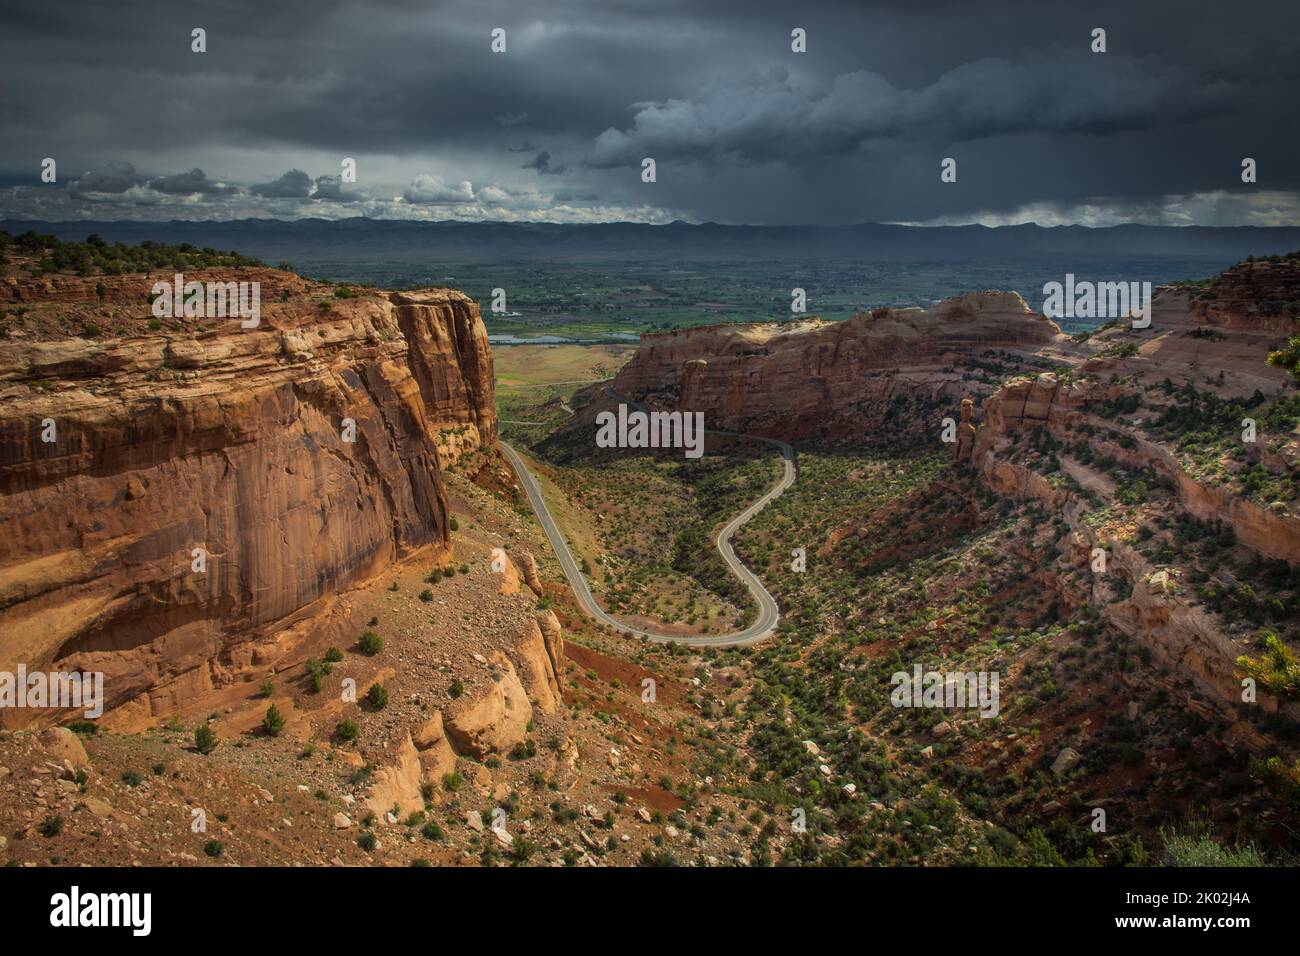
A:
[5,219,1300,265]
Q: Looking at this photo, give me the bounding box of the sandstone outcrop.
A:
[388,290,497,452]
[610,292,1067,439]
[363,732,425,820]
[953,397,977,462]
[512,550,545,598]
[443,652,532,757]
[497,552,521,595]
[1186,257,1300,335]
[535,608,565,685]
[0,269,496,727]
[1082,283,1295,398]
[412,710,458,787]
[516,609,565,713]
[975,371,1300,563]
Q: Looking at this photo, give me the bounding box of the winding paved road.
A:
[500,406,795,647]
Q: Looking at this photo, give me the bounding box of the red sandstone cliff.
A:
[1186,256,1300,335]
[0,269,496,725]
[610,291,1069,438]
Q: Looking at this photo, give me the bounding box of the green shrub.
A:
[357,630,383,655]
[1161,823,1267,866]
[511,839,538,864]
[304,657,333,693]
[1237,631,1300,699]
[262,704,286,736]
[195,725,219,755]
[509,739,536,761]
[1250,755,1300,807]
[421,821,446,841]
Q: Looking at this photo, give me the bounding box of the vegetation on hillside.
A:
[0,229,263,276]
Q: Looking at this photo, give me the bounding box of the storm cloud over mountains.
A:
[1,0,1296,225]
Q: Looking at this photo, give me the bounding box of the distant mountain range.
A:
[4,218,1300,267]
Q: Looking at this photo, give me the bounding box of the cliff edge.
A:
[0,266,496,725]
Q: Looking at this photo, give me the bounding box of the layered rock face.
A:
[975,372,1300,563]
[973,374,1300,730]
[389,290,497,457]
[1186,257,1300,334]
[1076,285,1295,400]
[965,276,1300,727]
[0,270,495,725]
[611,292,1066,438]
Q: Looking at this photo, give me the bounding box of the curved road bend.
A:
[500,420,795,648]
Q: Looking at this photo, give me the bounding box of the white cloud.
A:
[899,190,1300,228]
[402,175,477,204]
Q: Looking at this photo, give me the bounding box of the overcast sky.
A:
[1,0,1297,226]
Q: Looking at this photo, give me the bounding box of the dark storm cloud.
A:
[585,56,1237,167]
[522,150,565,175]
[149,168,234,195]
[69,161,146,195]
[250,169,314,199]
[312,174,357,202]
[0,0,1297,224]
